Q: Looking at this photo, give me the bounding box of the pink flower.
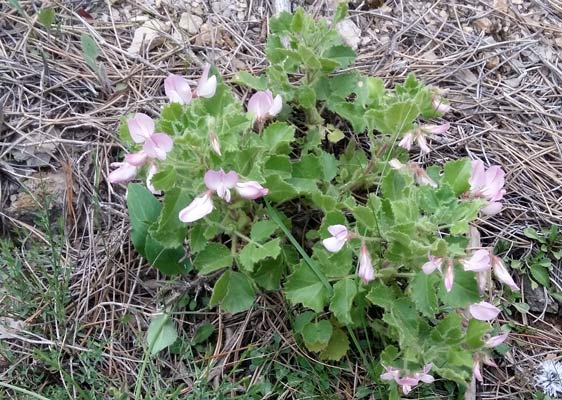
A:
[461,249,491,272]
[124,151,149,166]
[398,123,450,154]
[444,259,454,292]
[235,181,269,200]
[476,269,491,295]
[412,165,437,187]
[468,302,501,321]
[178,192,214,223]
[485,333,509,348]
[128,113,174,161]
[194,63,217,98]
[322,225,352,253]
[204,169,239,202]
[209,131,221,156]
[432,96,451,114]
[469,159,506,215]
[108,161,138,184]
[380,365,401,382]
[422,255,443,274]
[473,356,483,382]
[358,242,374,284]
[481,201,503,216]
[398,133,414,151]
[146,164,160,195]
[397,377,419,394]
[421,123,450,135]
[491,255,519,291]
[164,74,192,105]
[247,90,282,121]
[413,364,434,384]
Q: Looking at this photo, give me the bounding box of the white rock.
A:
[179,12,203,35]
[336,18,361,50]
[128,20,171,55]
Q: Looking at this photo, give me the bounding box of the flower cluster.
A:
[178,169,268,223]
[380,363,434,394]
[164,63,217,105]
[247,90,282,122]
[468,159,506,215]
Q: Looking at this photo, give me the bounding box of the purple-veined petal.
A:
[327,224,349,241]
[164,74,192,105]
[178,192,214,223]
[223,171,239,188]
[124,150,149,166]
[108,162,138,184]
[380,366,401,382]
[128,113,155,143]
[461,249,491,272]
[469,301,501,321]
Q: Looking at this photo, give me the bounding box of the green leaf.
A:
[366,281,399,309]
[302,320,333,352]
[319,151,338,182]
[291,7,305,33]
[530,264,550,287]
[81,33,100,72]
[233,71,267,90]
[327,127,345,143]
[250,220,278,242]
[188,223,207,253]
[147,314,178,356]
[431,313,463,343]
[262,122,295,154]
[523,227,541,241]
[465,319,491,349]
[443,159,472,196]
[252,256,284,290]
[381,170,408,200]
[8,0,23,15]
[439,267,480,307]
[293,311,316,335]
[410,271,439,318]
[127,183,161,254]
[209,270,256,314]
[292,154,323,180]
[264,175,299,203]
[144,239,190,275]
[193,243,233,274]
[329,278,357,325]
[320,327,349,361]
[333,2,348,24]
[264,154,292,178]
[285,262,331,313]
[298,86,316,108]
[191,322,215,345]
[323,45,356,68]
[238,239,282,272]
[150,189,189,248]
[38,7,56,30]
[298,44,321,70]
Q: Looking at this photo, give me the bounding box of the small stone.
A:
[486,54,500,69]
[512,0,523,4]
[523,276,559,314]
[473,17,492,33]
[179,12,203,35]
[128,19,171,54]
[336,18,361,50]
[493,0,509,13]
[195,23,212,46]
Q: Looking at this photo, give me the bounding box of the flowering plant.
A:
[110,5,517,397]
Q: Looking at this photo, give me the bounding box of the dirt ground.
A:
[1,0,561,398]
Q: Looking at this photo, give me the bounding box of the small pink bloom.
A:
[146,164,160,195]
[380,365,401,382]
[399,132,413,151]
[209,131,221,156]
[467,225,481,250]
[416,134,431,155]
[413,364,435,384]
[444,259,454,292]
[473,357,483,382]
[322,225,351,253]
[204,169,239,202]
[481,201,503,215]
[432,96,451,114]
[178,192,214,223]
[358,242,374,284]
[422,255,443,275]
[482,353,498,367]
[128,113,155,143]
[491,255,519,291]
[235,181,269,200]
[108,162,138,184]
[194,63,217,98]
[397,377,419,394]
[124,150,149,166]
[143,133,174,161]
[422,122,450,135]
[247,90,282,121]
[164,74,192,105]
[461,249,491,272]
[469,301,501,321]
[485,333,508,348]
[469,160,506,202]
[476,269,491,295]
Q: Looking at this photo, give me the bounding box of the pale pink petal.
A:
[413,167,437,187]
[209,131,221,156]
[197,75,217,98]
[380,366,401,382]
[416,134,431,155]
[389,159,406,170]
[108,162,138,184]
[146,164,161,195]
[178,193,214,223]
[268,94,283,117]
[433,97,451,114]
[327,225,349,240]
[469,302,501,321]
[235,181,268,200]
[423,122,450,135]
[444,261,454,292]
[204,169,224,192]
[223,171,240,188]
[469,159,486,194]
[473,359,483,382]
[482,354,498,367]
[399,133,413,151]
[492,256,519,291]
[461,249,491,272]
[467,225,481,250]
[164,74,192,105]
[476,270,490,294]
[124,150,149,166]
[422,255,443,275]
[482,166,505,199]
[358,242,374,284]
[143,133,174,160]
[485,333,508,348]
[481,201,503,215]
[128,113,154,143]
[247,91,273,120]
[323,237,346,253]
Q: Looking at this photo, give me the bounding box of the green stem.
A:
[0,382,52,400]
[265,201,332,293]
